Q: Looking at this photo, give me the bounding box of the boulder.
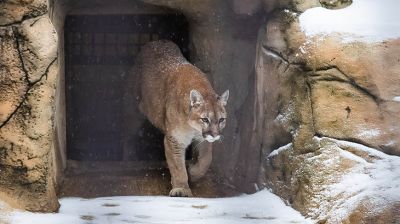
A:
[258,8,400,156]
[0,27,28,128]
[18,16,58,83]
[0,0,47,25]
[0,3,59,212]
[265,137,400,223]
[258,2,400,222]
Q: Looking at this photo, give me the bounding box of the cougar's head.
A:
[188,89,229,143]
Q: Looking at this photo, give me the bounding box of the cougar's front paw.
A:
[169,187,193,197]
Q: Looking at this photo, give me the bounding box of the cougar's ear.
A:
[190,89,204,107]
[219,90,229,106]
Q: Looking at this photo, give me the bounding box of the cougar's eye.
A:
[219,118,225,123]
[201,118,209,123]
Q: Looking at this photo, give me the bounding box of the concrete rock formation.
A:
[0,0,58,212]
[257,8,400,156]
[258,1,400,223]
[265,137,400,223]
[0,0,47,26]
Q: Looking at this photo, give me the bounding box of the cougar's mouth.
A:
[204,135,220,143]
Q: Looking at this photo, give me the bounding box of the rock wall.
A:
[265,137,400,223]
[258,1,400,156]
[257,0,400,222]
[0,0,59,211]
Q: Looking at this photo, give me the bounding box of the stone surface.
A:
[0,0,47,26]
[0,58,59,212]
[0,27,28,127]
[0,2,59,212]
[262,0,320,13]
[304,37,400,155]
[265,137,400,223]
[262,0,350,13]
[258,9,400,156]
[231,0,262,15]
[319,0,352,9]
[18,16,58,83]
[258,3,400,223]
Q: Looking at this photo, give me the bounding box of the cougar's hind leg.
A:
[188,140,213,182]
[164,135,193,197]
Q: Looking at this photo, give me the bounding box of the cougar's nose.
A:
[211,130,219,137]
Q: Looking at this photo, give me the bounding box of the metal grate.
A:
[65,14,189,161]
[65,14,189,65]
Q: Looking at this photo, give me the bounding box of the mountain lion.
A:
[135,40,229,197]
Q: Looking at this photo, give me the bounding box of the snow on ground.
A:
[1,190,312,224]
[299,0,400,42]
[393,96,400,102]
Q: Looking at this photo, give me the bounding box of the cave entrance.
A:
[60,12,204,197]
[65,14,189,161]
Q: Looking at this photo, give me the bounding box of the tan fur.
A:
[134,40,228,197]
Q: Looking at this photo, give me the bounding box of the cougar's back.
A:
[136,40,215,133]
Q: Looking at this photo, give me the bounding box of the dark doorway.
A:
[65,14,189,161]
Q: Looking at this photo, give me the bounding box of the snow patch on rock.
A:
[268,143,293,158]
[319,137,400,222]
[356,128,381,139]
[393,96,400,102]
[268,136,400,222]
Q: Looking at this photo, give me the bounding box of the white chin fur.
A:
[205,135,220,143]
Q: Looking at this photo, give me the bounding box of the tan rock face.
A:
[0,27,29,126]
[319,0,352,9]
[262,0,351,13]
[259,10,400,156]
[265,137,400,223]
[0,0,47,25]
[303,39,400,155]
[259,4,400,223]
[0,2,59,212]
[18,16,58,83]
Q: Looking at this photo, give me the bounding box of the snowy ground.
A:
[299,0,400,42]
[1,190,312,224]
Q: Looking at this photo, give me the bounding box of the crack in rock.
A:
[307,66,381,103]
[0,57,57,129]
[315,133,379,153]
[261,45,307,72]
[262,45,290,64]
[12,26,31,85]
[0,13,47,28]
[261,46,381,104]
